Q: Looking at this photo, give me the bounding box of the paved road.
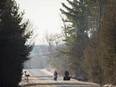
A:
[22,69,101,87]
[26,69,53,80]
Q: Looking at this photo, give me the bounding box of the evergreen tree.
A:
[0,0,33,87]
[60,0,89,79]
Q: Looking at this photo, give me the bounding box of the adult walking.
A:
[54,71,58,81]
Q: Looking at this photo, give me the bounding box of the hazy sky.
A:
[16,0,66,44]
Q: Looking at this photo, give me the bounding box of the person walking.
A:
[54,71,58,81]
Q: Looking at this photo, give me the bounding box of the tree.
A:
[82,0,106,83]
[98,0,116,84]
[45,32,67,73]
[60,0,89,79]
[83,0,116,85]
[83,34,104,84]
[0,0,33,87]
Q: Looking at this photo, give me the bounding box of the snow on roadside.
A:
[41,69,53,76]
[103,84,116,87]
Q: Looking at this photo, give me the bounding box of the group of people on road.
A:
[53,70,71,81]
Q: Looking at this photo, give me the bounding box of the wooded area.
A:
[60,0,116,85]
[0,0,115,87]
[47,0,116,85]
[0,0,33,87]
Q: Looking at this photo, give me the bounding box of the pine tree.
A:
[60,0,89,79]
[0,0,33,87]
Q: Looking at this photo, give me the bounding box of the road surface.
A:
[25,69,53,80]
[21,69,101,87]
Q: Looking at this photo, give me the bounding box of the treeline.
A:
[50,0,116,85]
[0,0,33,87]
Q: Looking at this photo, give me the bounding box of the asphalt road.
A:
[22,69,101,87]
[26,69,53,80]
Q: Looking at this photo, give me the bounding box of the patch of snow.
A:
[41,69,53,76]
[103,84,116,87]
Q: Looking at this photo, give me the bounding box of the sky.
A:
[15,0,66,45]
